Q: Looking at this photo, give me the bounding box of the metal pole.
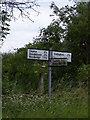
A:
[49,48,52,97]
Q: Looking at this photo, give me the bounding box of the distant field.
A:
[2,87,88,118]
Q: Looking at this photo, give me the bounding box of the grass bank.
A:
[2,86,88,118]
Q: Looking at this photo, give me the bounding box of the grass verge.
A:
[2,87,88,118]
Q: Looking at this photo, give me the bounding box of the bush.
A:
[76,64,90,87]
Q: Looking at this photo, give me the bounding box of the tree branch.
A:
[1,0,40,21]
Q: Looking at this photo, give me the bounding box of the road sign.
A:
[27,49,49,60]
[52,51,71,62]
[51,58,67,66]
[27,48,72,98]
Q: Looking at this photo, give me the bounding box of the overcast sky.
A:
[1,0,74,53]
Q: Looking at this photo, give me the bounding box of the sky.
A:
[1,0,74,53]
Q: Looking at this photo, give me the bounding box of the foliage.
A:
[2,86,88,118]
[50,2,89,65]
[33,21,64,51]
[65,3,89,65]
[2,2,89,118]
[0,10,10,46]
[1,0,40,21]
[76,64,90,87]
[2,47,48,94]
[0,0,40,48]
[2,2,89,95]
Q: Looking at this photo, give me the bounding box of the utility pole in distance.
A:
[48,48,52,98]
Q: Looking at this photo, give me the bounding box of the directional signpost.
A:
[27,49,49,61]
[52,51,71,62]
[51,58,67,67]
[51,51,71,67]
[27,48,71,97]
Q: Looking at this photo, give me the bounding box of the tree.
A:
[33,21,64,51]
[0,10,10,48]
[50,2,89,65]
[65,2,89,64]
[2,1,89,95]
[1,0,40,21]
[2,46,48,94]
[0,0,40,48]
[32,2,89,89]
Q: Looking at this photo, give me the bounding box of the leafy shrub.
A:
[76,64,90,87]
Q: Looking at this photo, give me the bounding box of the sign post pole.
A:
[49,48,52,98]
[27,48,71,97]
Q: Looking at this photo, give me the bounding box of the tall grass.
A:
[2,86,88,118]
